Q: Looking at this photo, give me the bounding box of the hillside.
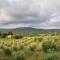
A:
[0,27,60,33]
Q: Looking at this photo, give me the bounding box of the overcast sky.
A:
[0,0,60,29]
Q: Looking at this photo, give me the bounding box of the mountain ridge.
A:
[0,27,60,33]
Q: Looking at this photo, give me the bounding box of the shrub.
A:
[38,37,43,42]
[34,37,43,42]
[29,45,36,52]
[51,33,55,36]
[42,41,56,52]
[13,35,23,39]
[44,52,58,60]
[54,38,59,42]
[13,47,18,51]
[14,35,20,39]
[20,45,24,50]
[3,48,12,56]
[23,48,33,56]
[0,32,2,36]
[16,52,26,60]
[7,32,13,35]
[1,33,7,38]
[56,45,60,51]
[19,35,23,39]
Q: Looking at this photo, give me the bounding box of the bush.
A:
[19,35,23,39]
[16,52,26,60]
[7,32,13,35]
[56,45,60,51]
[3,48,12,56]
[44,52,58,60]
[34,37,43,42]
[0,32,2,36]
[37,37,43,42]
[16,55,25,60]
[23,48,33,56]
[51,33,55,36]
[13,35,23,39]
[13,35,20,39]
[20,45,24,50]
[29,45,36,52]
[42,41,56,52]
[1,33,7,38]
[13,47,19,51]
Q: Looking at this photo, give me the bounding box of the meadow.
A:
[0,32,60,60]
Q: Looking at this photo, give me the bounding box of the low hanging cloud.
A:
[0,0,60,29]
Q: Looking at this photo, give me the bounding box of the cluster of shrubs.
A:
[34,37,43,42]
[3,48,12,56]
[0,32,13,38]
[3,48,26,60]
[29,45,36,52]
[16,54,26,60]
[0,32,23,39]
[13,35,23,39]
[42,41,56,52]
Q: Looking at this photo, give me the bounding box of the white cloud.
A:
[0,23,30,29]
[0,0,60,29]
[0,9,12,24]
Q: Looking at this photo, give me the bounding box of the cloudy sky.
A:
[0,0,60,29]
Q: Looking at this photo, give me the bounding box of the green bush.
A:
[34,37,43,42]
[44,52,59,60]
[13,47,19,51]
[29,45,36,52]
[42,41,56,52]
[23,48,33,56]
[7,32,13,35]
[16,52,26,60]
[0,32,2,36]
[3,48,12,56]
[20,45,24,50]
[13,35,23,39]
[1,33,7,38]
[38,37,43,42]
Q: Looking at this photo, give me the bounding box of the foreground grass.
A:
[0,34,60,60]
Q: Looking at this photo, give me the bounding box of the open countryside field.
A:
[0,33,60,60]
[0,0,60,60]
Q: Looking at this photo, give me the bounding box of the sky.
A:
[0,0,60,29]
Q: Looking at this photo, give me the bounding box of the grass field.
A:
[0,33,60,60]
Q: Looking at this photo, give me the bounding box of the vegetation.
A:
[3,48,12,56]
[13,35,23,39]
[0,32,60,60]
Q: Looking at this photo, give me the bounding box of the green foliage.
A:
[12,46,19,51]
[1,33,7,38]
[20,45,24,50]
[0,32,2,36]
[16,51,26,60]
[0,33,60,60]
[3,48,12,56]
[16,55,25,60]
[29,45,36,52]
[13,35,23,39]
[34,37,43,42]
[23,48,33,56]
[7,32,13,35]
[42,41,56,52]
[37,37,43,42]
[44,51,59,60]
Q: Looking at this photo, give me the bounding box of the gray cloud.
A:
[0,0,60,29]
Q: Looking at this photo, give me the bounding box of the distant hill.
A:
[0,27,60,33]
[0,27,41,33]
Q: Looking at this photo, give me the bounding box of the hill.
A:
[0,27,60,33]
